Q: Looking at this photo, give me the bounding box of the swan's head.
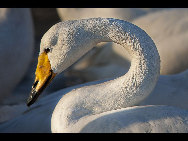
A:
[27,22,84,106]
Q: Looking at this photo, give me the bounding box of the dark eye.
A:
[44,48,51,53]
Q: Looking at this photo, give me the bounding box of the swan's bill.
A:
[27,52,56,107]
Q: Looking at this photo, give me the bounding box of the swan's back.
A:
[76,105,188,133]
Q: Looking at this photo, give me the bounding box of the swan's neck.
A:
[51,18,160,132]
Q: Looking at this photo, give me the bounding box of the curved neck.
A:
[51,18,160,132]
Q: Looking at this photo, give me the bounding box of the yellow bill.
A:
[27,52,56,106]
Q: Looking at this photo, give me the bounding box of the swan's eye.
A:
[44,48,51,53]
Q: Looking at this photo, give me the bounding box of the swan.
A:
[25,17,186,133]
[132,8,188,75]
[1,18,188,133]
[0,8,34,104]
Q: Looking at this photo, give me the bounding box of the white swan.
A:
[24,18,186,133]
[0,8,34,104]
[132,8,188,75]
[1,18,188,133]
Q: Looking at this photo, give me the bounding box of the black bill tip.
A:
[26,70,55,107]
[27,90,41,107]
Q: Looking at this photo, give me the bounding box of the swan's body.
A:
[1,88,188,133]
[1,69,188,132]
[1,82,188,133]
[0,8,34,103]
[132,8,188,74]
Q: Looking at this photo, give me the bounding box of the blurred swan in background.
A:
[0,8,34,122]
[132,8,188,75]
[0,8,34,103]
[56,8,165,21]
[2,18,188,133]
